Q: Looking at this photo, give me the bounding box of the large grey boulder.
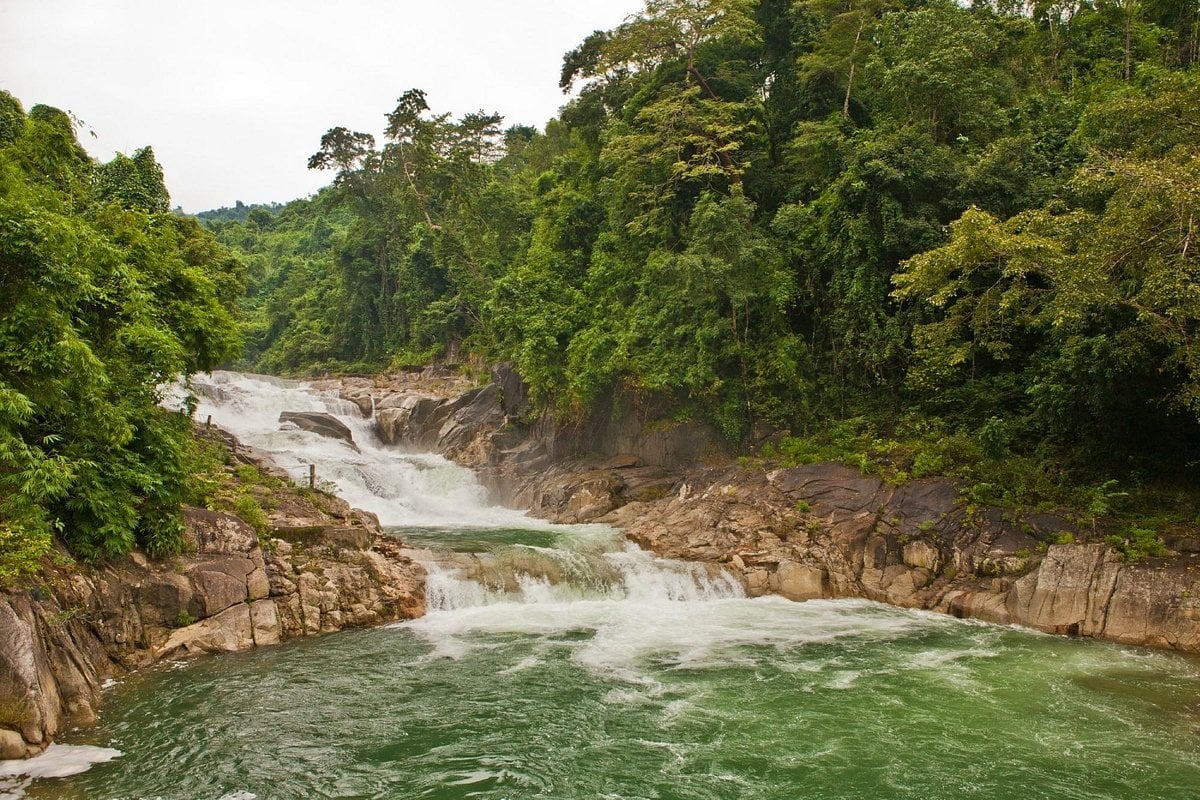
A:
[279,412,355,445]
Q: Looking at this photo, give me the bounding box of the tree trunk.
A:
[843,17,867,119]
[1124,0,1134,81]
[687,63,742,183]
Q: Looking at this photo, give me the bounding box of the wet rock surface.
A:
[279,411,356,446]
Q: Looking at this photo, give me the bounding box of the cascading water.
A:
[178,371,748,611]
[177,371,519,528]
[25,371,1200,800]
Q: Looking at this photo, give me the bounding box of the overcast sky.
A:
[1,0,643,212]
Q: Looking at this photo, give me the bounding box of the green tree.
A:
[0,94,243,572]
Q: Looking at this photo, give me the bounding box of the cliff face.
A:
[0,434,424,759]
[339,365,1200,654]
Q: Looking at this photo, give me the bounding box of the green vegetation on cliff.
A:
[0,91,243,579]
[196,0,1190,526]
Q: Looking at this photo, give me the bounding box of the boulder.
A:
[156,605,254,658]
[772,561,826,601]
[278,412,355,445]
[0,600,47,747]
[183,507,258,554]
[1008,544,1113,635]
[436,385,505,454]
[135,574,198,627]
[376,396,447,446]
[0,728,26,759]
[192,566,250,617]
[247,568,270,601]
[249,600,282,646]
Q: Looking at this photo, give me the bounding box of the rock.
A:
[246,568,270,601]
[341,391,375,418]
[1164,534,1200,554]
[0,600,47,747]
[192,568,249,617]
[135,574,197,627]
[193,555,255,583]
[376,396,449,447]
[157,605,254,658]
[297,574,323,635]
[249,600,281,646]
[350,367,1200,659]
[745,569,771,596]
[599,453,642,470]
[278,412,355,445]
[491,363,529,415]
[773,561,826,601]
[0,728,27,759]
[183,508,258,554]
[270,525,373,551]
[436,385,505,454]
[564,477,620,522]
[889,482,957,529]
[1008,544,1113,635]
[0,423,427,759]
[902,540,941,572]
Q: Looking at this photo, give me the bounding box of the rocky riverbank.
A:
[0,428,424,759]
[334,365,1200,653]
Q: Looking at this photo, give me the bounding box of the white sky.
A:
[0,0,642,212]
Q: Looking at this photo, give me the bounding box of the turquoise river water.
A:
[9,373,1199,799]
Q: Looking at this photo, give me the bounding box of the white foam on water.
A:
[0,778,28,800]
[405,592,957,687]
[0,744,122,798]
[0,744,121,780]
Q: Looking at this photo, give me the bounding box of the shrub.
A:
[0,521,53,586]
[1105,527,1167,560]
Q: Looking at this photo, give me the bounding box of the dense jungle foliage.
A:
[211,0,1200,507]
[0,0,1196,580]
[208,0,1200,517]
[0,91,243,578]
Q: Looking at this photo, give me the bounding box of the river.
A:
[19,372,1200,799]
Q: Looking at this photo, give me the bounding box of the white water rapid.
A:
[179,371,746,609]
[176,372,978,691]
[180,371,537,528]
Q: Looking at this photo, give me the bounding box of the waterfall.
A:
[175,371,747,616]
[30,372,1197,800]
[177,371,533,528]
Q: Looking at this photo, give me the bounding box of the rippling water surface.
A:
[29,373,1200,799]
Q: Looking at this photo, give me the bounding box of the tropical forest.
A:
[211,0,1200,515]
[3,0,1200,797]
